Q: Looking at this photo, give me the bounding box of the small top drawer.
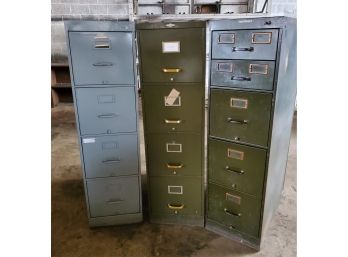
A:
[138,28,205,83]
[75,87,137,135]
[212,29,279,60]
[69,32,135,86]
[211,60,275,90]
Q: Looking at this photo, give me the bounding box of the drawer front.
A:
[82,134,138,179]
[209,89,272,147]
[149,177,202,216]
[208,139,267,196]
[220,4,248,14]
[211,60,275,90]
[142,84,204,133]
[207,183,261,238]
[138,6,162,15]
[75,87,137,135]
[87,177,140,217]
[69,32,134,86]
[138,28,204,83]
[212,29,278,60]
[146,133,202,177]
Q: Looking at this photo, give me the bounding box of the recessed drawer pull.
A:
[168,203,185,210]
[225,166,245,175]
[164,119,182,124]
[93,62,113,66]
[224,208,241,217]
[95,44,110,49]
[232,47,254,52]
[98,113,118,118]
[167,163,183,169]
[231,76,251,81]
[102,159,121,164]
[107,199,124,204]
[162,68,181,73]
[226,118,248,125]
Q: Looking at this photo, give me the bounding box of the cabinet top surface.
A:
[65,20,135,32]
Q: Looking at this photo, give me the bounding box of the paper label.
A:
[162,41,180,53]
[83,138,96,144]
[168,185,183,195]
[165,88,180,106]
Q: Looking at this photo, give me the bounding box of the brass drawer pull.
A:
[225,166,244,175]
[95,44,110,49]
[226,118,248,124]
[168,203,185,210]
[102,159,121,164]
[231,76,251,81]
[167,163,183,169]
[224,208,241,217]
[98,113,118,118]
[164,119,182,124]
[93,62,113,66]
[232,47,254,52]
[162,68,181,73]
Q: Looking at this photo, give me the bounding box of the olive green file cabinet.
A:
[137,21,206,226]
[65,21,142,227]
[206,17,297,249]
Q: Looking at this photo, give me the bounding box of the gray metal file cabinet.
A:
[207,17,296,249]
[65,21,142,227]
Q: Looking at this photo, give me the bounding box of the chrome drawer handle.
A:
[231,76,251,81]
[225,166,245,175]
[232,47,254,52]
[98,113,118,118]
[226,118,248,124]
[93,62,113,66]
[224,208,241,217]
[95,44,110,49]
[162,68,181,73]
[107,199,124,204]
[164,119,182,124]
[102,159,121,164]
[167,163,183,169]
[168,203,185,210]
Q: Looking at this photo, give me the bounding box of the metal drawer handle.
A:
[107,199,124,204]
[224,208,241,217]
[102,159,121,164]
[167,163,183,169]
[98,113,118,118]
[93,62,113,66]
[231,76,251,81]
[225,166,245,175]
[168,203,185,210]
[226,118,248,124]
[232,47,254,52]
[164,119,182,124]
[95,44,110,49]
[162,68,181,73]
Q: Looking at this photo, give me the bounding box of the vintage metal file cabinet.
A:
[65,21,142,226]
[137,22,205,226]
[207,17,296,249]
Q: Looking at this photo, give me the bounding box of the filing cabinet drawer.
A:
[211,60,275,90]
[82,134,139,178]
[149,177,203,216]
[212,29,279,60]
[207,183,261,238]
[69,32,135,86]
[146,133,202,177]
[142,84,204,133]
[138,28,204,83]
[209,89,272,147]
[87,177,140,218]
[208,138,267,196]
[75,87,137,135]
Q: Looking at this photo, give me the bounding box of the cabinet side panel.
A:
[261,18,297,233]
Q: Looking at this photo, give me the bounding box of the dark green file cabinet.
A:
[65,21,142,227]
[137,21,205,226]
[207,17,297,249]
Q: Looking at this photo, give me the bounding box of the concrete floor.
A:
[52,103,296,257]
